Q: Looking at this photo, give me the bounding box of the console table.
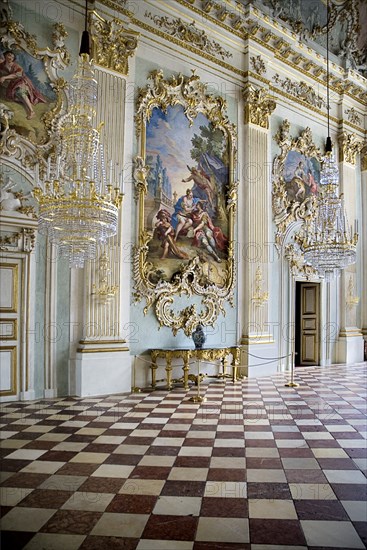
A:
[150,346,241,390]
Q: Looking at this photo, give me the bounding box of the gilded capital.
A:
[338,131,363,165]
[89,12,139,75]
[243,86,276,129]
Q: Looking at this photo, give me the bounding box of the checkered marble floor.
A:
[1,363,366,549]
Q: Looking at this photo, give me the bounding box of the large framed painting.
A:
[272,120,323,247]
[133,71,238,336]
[0,13,69,157]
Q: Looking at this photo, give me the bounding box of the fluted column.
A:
[70,13,138,396]
[336,132,364,363]
[240,85,277,376]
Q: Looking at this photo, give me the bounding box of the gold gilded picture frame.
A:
[0,8,69,158]
[133,70,238,336]
[272,120,323,247]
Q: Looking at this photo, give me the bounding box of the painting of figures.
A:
[0,49,56,144]
[283,150,320,203]
[145,104,229,283]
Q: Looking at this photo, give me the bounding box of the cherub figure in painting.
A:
[0,50,46,119]
[154,209,188,260]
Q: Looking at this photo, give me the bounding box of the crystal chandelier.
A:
[33,0,123,268]
[301,0,358,279]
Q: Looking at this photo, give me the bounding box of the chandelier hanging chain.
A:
[299,0,358,279]
[33,0,123,268]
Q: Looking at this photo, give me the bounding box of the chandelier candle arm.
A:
[33,1,123,268]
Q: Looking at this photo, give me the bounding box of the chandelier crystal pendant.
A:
[33,0,123,268]
[301,0,358,279]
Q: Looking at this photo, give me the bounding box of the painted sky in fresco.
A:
[146,105,211,197]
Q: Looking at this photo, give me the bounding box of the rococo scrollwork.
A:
[272,120,322,247]
[133,70,238,336]
[0,3,69,167]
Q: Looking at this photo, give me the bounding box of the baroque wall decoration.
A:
[144,12,232,61]
[272,120,322,247]
[338,131,364,164]
[250,55,266,75]
[89,11,139,75]
[273,74,326,109]
[345,107,361,125]
[133,70,238,336]
[243,85,276,129]
[0,4,68,166]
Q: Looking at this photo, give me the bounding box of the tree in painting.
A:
[145,105,229,281]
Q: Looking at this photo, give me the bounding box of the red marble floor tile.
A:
[174,456,211,468]
[246,457,283,469]
[130,466,171,480]
[295,499,350,520]
[105,454,142,466]
[285,469,328,483]
[78,477,125,494]
[200,496,248,517]
[79,535,139,550]
[56,463,100,476]
[207,468,246,482]
[23,441,58,450]
[106,494,157,514]
[83,444,119,454]
[247,482,292,500]
[146,446,180,456]
[182,438,215,447]
[142,514,198,540]
[123,437,155,446]
[38,450,77,462]
[212,448,245,457]
[18,489,73,508]
[244,439,276,447]
[0,472,50,488]
[353,521,367,547]
[249,518,306,545]
[331,483,367,500]
[161,480,206,497]
[0,459,31,472]
[316,458,359,470]
[278,448,315,458]
[41,509,102,534]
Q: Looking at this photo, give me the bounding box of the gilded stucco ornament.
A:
[250,55,266,75]
[345,107,361,126]
[89,12,138,75]
[284,243,317,279]
[272,120,321,248]
[0,8,68,167]
[273,74,326,109]
[133,70,238,336]
[243,85,276,129]
[144,12,232,61]
[338,131,364,165]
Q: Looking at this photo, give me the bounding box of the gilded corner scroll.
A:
[133,70,238,336]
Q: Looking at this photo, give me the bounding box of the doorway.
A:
[295,282,320,366]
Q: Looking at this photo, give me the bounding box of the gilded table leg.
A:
[151,355,158,389]
[231,347,240,383]
[166,357,173,390]
[183,352,190,390]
